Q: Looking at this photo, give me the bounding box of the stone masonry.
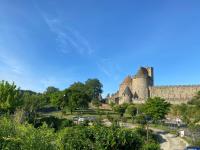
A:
[109,67,200,104]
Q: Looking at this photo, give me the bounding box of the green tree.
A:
[114,103,128,117]
[69,82,86,93]
[188,91,200,107]
[126,104,137,121]
[85,79,103,100]
[92,98,102,107]
[21,92,48,124]
[176,104,200,144]
[49,91,65,109]
[144,97,171,123]
[45,86,59,95]
[63,83,90,114]
[0,80,22,113]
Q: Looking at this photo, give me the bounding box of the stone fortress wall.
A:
[149,85,200,104]
[110,66,200,104]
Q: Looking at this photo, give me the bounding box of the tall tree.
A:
[144,97,171,122]
[85,79,103,100]
[63,83,90,114]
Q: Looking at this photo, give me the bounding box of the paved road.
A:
[103,120,188,150]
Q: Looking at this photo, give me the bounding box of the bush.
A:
[35,116,74,130]
[142,142,160,150]
[0,116,160,150]
[0,117,57,150]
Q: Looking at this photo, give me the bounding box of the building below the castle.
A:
[109,67,200,104]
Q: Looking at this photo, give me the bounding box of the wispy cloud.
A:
[42,15,94,55]
[0,51,25,75]
[0,51,71,92]
[0,49,33,90]
[98,58,121,80]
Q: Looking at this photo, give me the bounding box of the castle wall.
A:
[114,67,200,105]
[149,85,200,104]
[119,94,132,105]
[119,83,132,97]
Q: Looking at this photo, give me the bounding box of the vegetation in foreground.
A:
[0,80,161,150]
[0,116,160,150]
[1,78,200,149]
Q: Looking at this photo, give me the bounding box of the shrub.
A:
[35,116,74,130]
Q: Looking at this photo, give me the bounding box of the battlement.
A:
[151,85,200,88]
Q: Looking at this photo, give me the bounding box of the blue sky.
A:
[0,0,200,96]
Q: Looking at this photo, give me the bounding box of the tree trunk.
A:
[146,123,149,142]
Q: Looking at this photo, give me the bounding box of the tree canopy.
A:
[45,86,59,95]
[63,82,90,113]
[126,104,137,120]
[144,97,171,122]
[85,79,103,100]
[0,81,22,112]
[188,91,200,107]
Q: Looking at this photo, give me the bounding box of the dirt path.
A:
[151,128,188,150]
[103,120,188,150]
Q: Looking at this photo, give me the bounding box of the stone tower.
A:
[132,67,153,100]
[146,67,154,86]
[118,67,154,103]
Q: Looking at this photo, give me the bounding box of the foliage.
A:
[144,97,171,122]
[63,83,90,114]
[174,103,200,126]
[0,80,22,113]
[21,92,48,124]
[35,116,74,130]
[22,93,46,113]
[135,114,147,125]
[49,91,65,109]
[85,79,103,100]
[92,98,102,107]
[188,91,200,107]
[114,103,128,117]
[142,142,161,150]
[45,86,59,95]
[170,94,200,145]
[109,101,115,110]
[0,116,160,150]
[126,104,137,121]
[57,126,147,150]
[0,116,57,150]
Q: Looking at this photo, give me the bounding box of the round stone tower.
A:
[132,67,149,100]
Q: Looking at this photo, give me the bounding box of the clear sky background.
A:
[0,0,200,96]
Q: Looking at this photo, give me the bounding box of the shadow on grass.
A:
[156,132,168,144]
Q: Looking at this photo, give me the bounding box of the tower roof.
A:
[122,76,132,84]
[135,67,148,78]
[123,86,133,97]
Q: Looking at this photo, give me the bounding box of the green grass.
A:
[38,107,119,120]
[150,124,178,134]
